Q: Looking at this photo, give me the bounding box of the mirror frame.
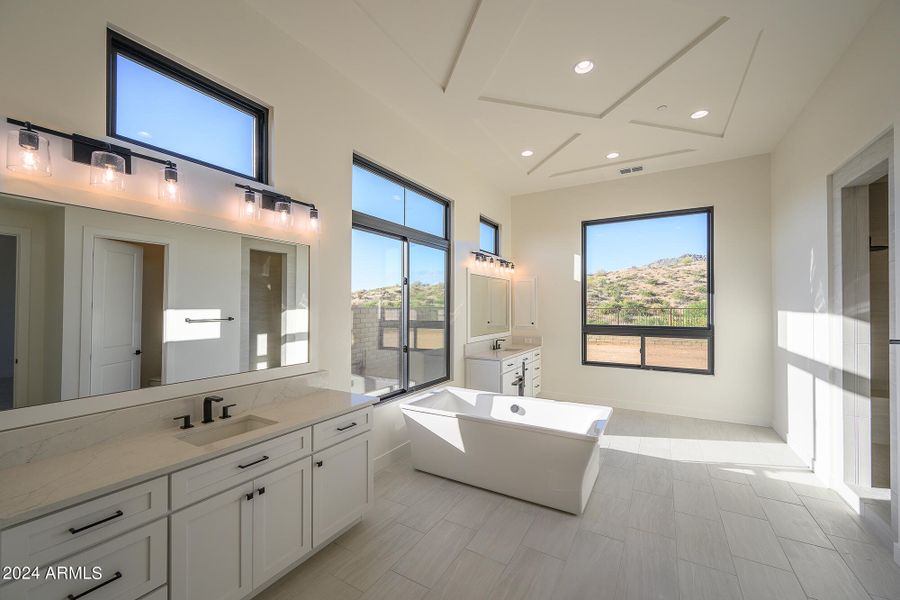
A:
[466,268,512,343]
[0,190,320,432]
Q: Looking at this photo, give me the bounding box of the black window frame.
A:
[581,206,714,375]
[352,155,452,401]
[107,30,270,183]
[479,216,500,255]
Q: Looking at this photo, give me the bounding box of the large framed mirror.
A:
[467,270,511,342]
[0,193,310,414]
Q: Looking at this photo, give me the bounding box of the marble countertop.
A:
[0,388,375,529]
[465,342,541,361]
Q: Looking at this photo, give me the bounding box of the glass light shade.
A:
[7,129,51,176]
[308,208,319,232]
[240,189,259,220]
[158,165,180,203]
[274,200,293,228]
[90,151,126,191]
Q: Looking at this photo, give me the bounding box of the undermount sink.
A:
[177,415,277,446]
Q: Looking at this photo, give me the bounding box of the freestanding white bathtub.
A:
[401,387,611,514]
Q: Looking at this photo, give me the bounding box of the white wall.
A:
[0,1,510,454]
[511,155,773,425]
[770,0,900,482]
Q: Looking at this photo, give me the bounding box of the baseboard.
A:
[541,388,772,427]
[374,441,410,473]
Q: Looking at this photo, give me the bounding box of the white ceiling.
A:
[246,0,880,195]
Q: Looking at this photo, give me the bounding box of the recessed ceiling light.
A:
[573,60,594,75]
[520,149,534,157]
[606,152,620,159]
[690,109,710,119]
[657,104,668,111]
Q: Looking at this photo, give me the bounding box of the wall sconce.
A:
[158,161,180,203]
[471,251,514,274]
[90,150,127,191]
[6,123,51,176]
[234,183,320,232]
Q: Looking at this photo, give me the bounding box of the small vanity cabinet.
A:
[466,347,542,397]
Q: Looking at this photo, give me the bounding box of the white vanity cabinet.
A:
[0,403,374,600]
[170,458,312,600]
[467,347,542,397]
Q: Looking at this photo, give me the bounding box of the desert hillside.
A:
[586,254,708,326]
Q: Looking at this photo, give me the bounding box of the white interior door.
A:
[91,238,143,395]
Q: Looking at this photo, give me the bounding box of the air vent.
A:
[619,165,644,175]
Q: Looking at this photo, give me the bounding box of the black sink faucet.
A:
[202,395,224,424]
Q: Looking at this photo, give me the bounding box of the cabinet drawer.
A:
[502,358,519,372]
[532,348,542,361]
[530,359,541,378]
[313,407,372,452]
[1,477,167,568]
[532,378,541,396]
[1,519,167,600]
[171,429,310,510]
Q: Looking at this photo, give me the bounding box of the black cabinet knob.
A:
[134,349,142,355]
[315,461,324,467]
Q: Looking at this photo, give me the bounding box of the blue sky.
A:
[115,54,256,177]
[585,212,708,273]
[352,166,447,292]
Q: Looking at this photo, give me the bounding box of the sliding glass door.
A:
[350,156,451,399]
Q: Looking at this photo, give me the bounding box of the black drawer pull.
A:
[238,455,269,469]
[336,422,358,432]
[66,571,122,599]
[68,510,124,535]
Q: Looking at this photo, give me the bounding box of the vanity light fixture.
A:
[5,117,182,198]
[471,251,514,273]
[234,183,320,232]
[6,122,51,176]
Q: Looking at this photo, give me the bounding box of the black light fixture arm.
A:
[234,183,317,212]
[6,117,177,171]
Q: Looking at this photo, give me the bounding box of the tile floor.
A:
[257,408,900,600]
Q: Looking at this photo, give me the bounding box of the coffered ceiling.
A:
[246,0,879,195]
